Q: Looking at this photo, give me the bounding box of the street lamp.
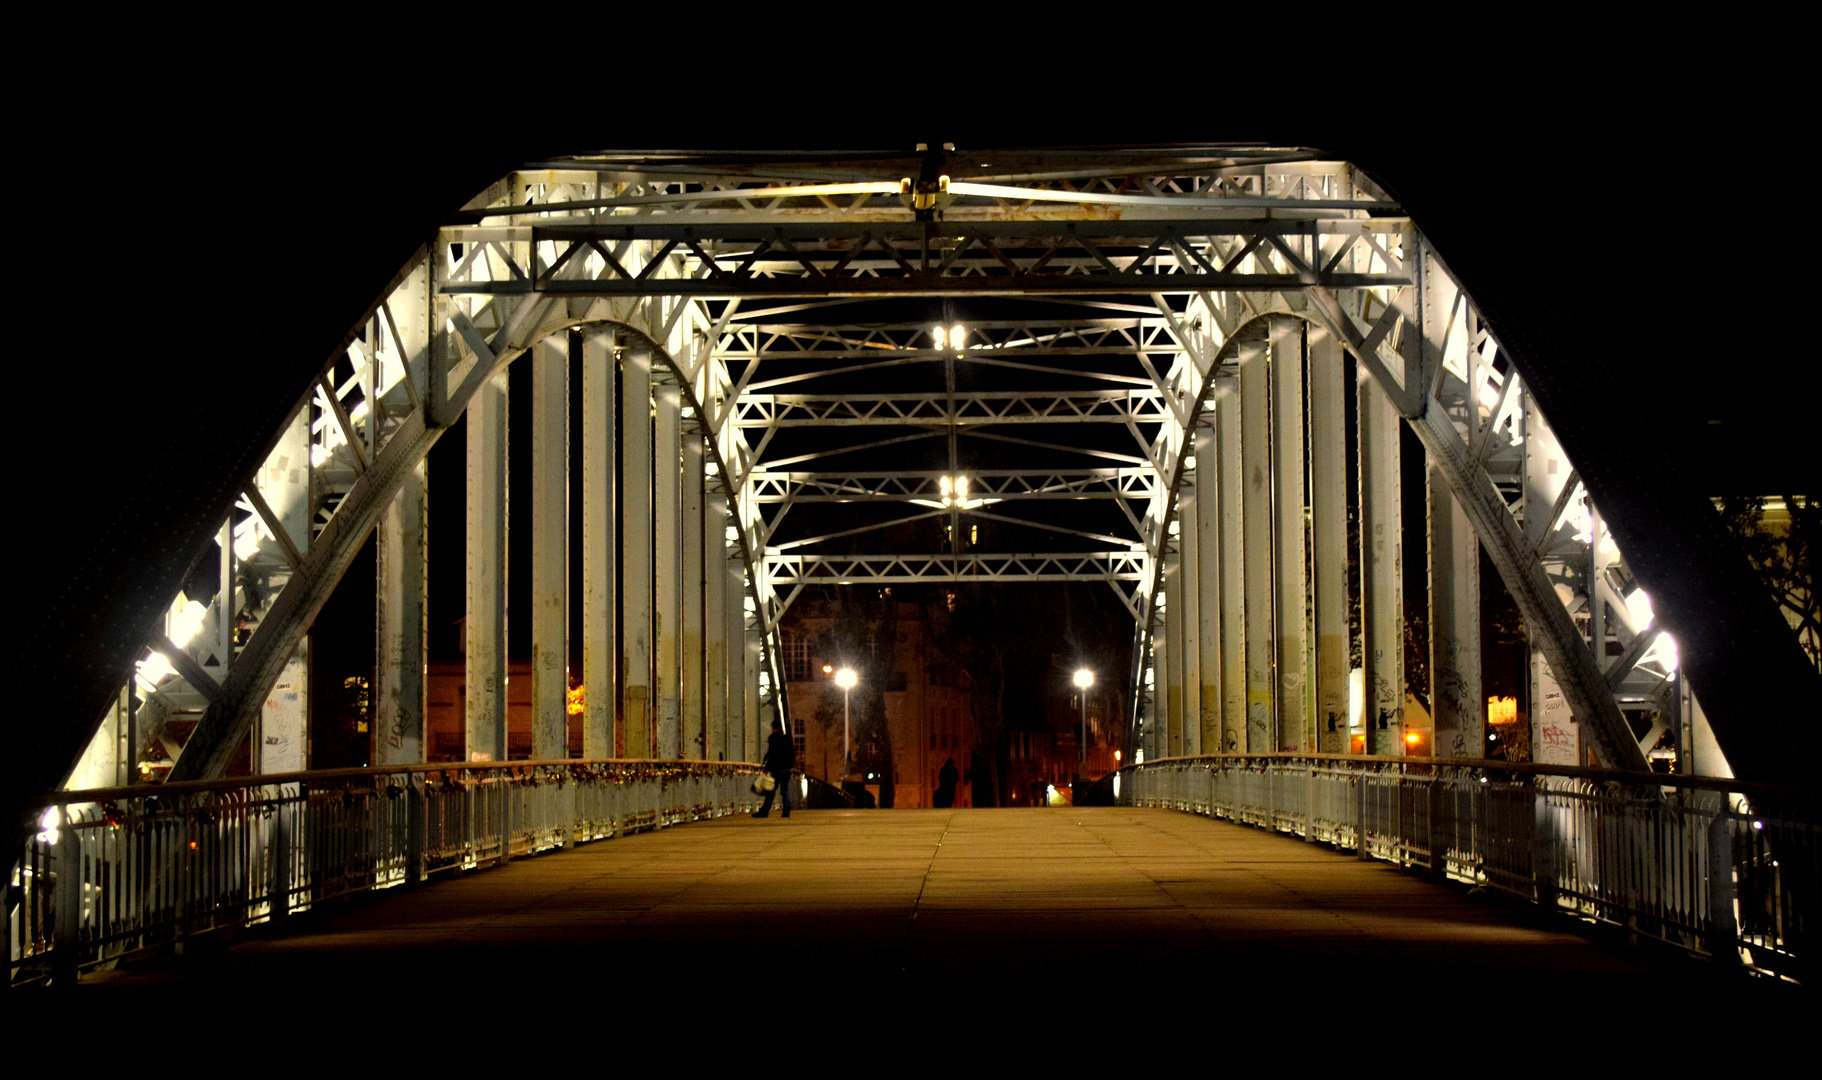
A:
[1073,668,1094,766]
[835,667,858,781]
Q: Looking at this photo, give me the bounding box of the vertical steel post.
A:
[727,554,748,762]
[1239,335,1273,753]
[1705,811,1739,963]
[257,407,311,773]
[1523,391,1577,766]
[1216,379,1246,753]
[376,458,427,765]
[1429,463,1482,759]
[682,433,706,759]
[1358,356,1403,754]
[532,333,569,761]
[1271,318,1312,752]
[622,345,654,758]
[1307,324,1350,754]
[1161,550,1181,758]
[466,366,509,763]
[582,329,617,760]
[1178,482,1201,757]
[1194,424,1222,757]
[654,383,684,759]
[705,490,729,760]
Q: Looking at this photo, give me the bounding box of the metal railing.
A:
[11,759,769,986]
[1117,755,1815,983]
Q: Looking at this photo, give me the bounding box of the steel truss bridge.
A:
[19,144,1818,987]
[65,143,1717,785]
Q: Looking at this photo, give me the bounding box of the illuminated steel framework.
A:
[73,146,1713,791]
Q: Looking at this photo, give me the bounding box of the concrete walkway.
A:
[86,808,1747,992]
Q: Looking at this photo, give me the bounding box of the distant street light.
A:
[836,667,858,781]
[1073,668,1094,765]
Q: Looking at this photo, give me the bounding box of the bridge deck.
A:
[88,808,1740,992]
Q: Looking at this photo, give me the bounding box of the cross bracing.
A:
[66,142,1792,799]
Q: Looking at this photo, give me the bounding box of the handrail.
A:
[29,758,766,812]
[1116,755,1815,983]
[11,759,773,987]
[1127,752,1813,802]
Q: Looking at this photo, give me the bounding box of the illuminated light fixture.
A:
[1074,669,1094,690]
[822,664,833,674]
[1406,732,1421,744]
[835,667,858,690]
[932,325,947,350]
[1184,455,1197,471]
[170,597,208,650]
[38,806,60,845]
[950,324,966,354]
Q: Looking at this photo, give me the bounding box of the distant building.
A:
[780,597,976,808]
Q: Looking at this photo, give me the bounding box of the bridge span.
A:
[56,806,1775,995]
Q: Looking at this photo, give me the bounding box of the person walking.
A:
[752,719,794,818]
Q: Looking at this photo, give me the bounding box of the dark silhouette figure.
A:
[934,757,959,807]
[753,719,793,818]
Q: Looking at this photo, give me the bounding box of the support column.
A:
[1359,356,1403,754]
[1307,324,1350,754]
[581,329,617,760]
[1523,390,1576,765]
[466,367,508,762]
[1271,318,1312,752]
[705,488,728,760]
[681,432,706,759]
[1177,485,1201,757]
[531,333,568,761]
[654,383,683,759]
[376,457,427,764]
[1194,425,1222,756]
[729,551,750,762]
[1216,380,1245,752]
[258,406,311,773]
[622,345,654,758]
[1159,562,1179,757]
[1430,462,1482,759]
[1239,336,1273,753]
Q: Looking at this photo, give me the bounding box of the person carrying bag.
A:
[751,719,794,818]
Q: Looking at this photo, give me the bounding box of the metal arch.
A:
[119,148,1679,786]
[165,255,778,779]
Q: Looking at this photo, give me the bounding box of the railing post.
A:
[1705,810,1739,965]
[1531,786,1556,911]
[272,794,291,920]
[406,778,426,887]
[1356,766,1370,859]
[1426,771,1444,881]
[53,823,81,986]
[498,776,512,866]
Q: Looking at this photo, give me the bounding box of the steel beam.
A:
[1239,335,1273,752]
[1429,462,1483,759]
[1216,380,1246,752]
[466,368,508,763]
[682,431,706,759]
[622,345,654,759]
[1307,324,1350,754]
[705,488,728,760]
[1177,484,1201,756]
[1359,356,1403,754]
[375,458,426,765]
[1271,318,1312,752]
[531,333,568,762]
[1193,425,1223,755]
[655,383,683,759]
[581,329,617,760]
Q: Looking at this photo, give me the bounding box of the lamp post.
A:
[836,667,858,781]
[1073,668,1094,766]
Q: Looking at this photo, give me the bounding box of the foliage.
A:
[1718,495,1820,672]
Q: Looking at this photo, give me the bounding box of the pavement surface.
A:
[80,808,1780,997]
